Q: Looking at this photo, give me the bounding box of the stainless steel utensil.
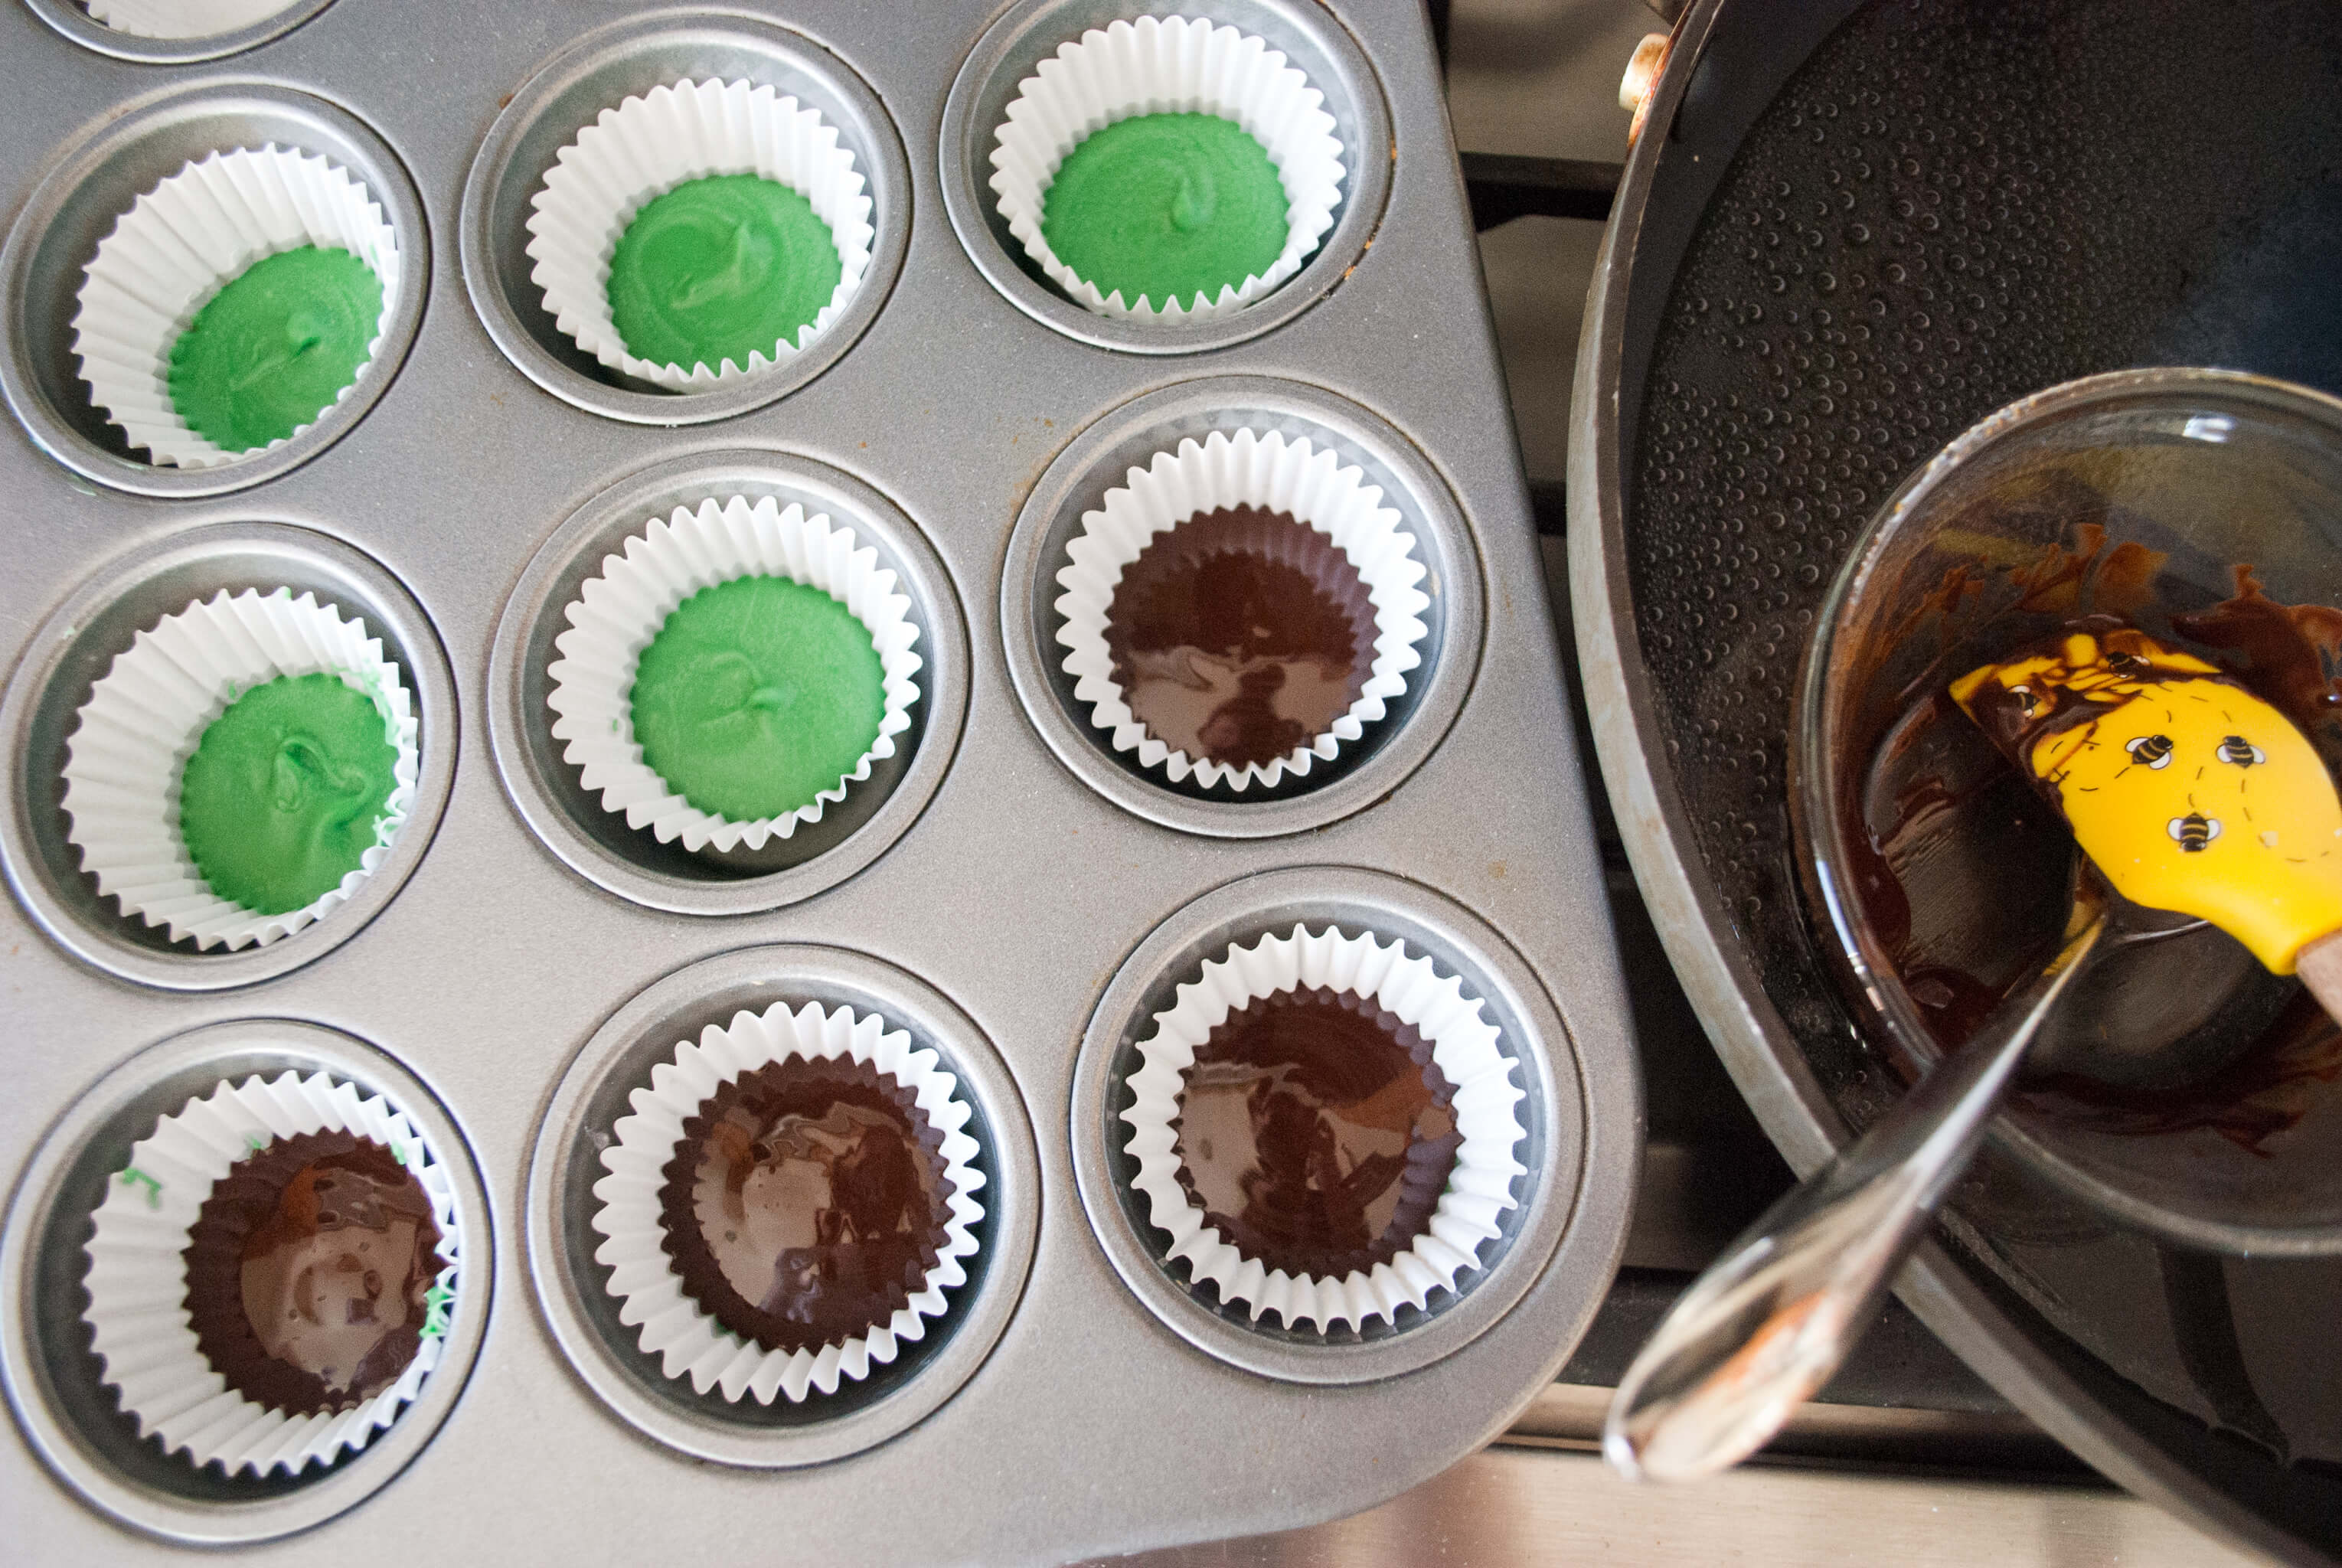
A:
[1603,886,2218,1482]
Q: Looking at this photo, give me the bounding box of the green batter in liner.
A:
[607,174,842,374]
[178,672,400,916]
[1040,113,1290,309]
[629,575,885,823]
[166,246,384,454]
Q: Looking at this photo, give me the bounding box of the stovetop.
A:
[1102,4,2276,1562]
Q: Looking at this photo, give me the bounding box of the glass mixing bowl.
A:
[1793,368,2342,1253]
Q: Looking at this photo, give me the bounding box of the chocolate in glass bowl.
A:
[1102,505,1377,771]
[1798,369,2342,1250]
[181,1130,443,1417]
[1171,985,1461,1280]
[658,1056,954,1355]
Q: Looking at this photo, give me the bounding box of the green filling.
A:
[178,673,399,916]
[1040,113,1290,309]
[166,246,384,454]
[607,174,842,373]
[629,575,886,822]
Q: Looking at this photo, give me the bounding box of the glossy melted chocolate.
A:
[658,1057,952,1357]
[1171,986,1460,1280]
[1102,505,1376,771]
[182,1131,442,1417]
[1850,567,2342,1140]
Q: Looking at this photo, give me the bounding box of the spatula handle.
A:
[2299,929,2342,1027]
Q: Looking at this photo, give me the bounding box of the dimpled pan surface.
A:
[1572,0,2342,1561]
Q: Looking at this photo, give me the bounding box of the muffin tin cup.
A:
[82,1069,465,1478]
[1072,867,1583,1384]
[23,0,334,65]
[987,12,1346,322]
[527,945,1039,1467]
[942,0,1392,355]
[84,0,303,40]
[544,495,923,855]
[460,9,910,425]
[524,76,874,390]
[1004,375,1482,835]
[488,450,966,914]
[73,144,400,470]
[0,82,426,498]
[0,521,456,991]
[1120,922,1527,1331]
[60,587,420,953]
[1054,426,1429,791]
[0,1019,490,1547]
[590,998,985,1405]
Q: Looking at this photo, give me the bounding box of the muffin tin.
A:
[0,0,1636,1559]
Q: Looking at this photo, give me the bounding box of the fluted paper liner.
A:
[1122,923,1527,1331]
[988,14,1345,322]
[546,495,922,854]
[592,999,986,1403]
[524,77,874,390]
[72,145,400,469]
[83,0,301,38]
[60,588,418,952]
[1055,428,1429,790]
[81,1070,463,1477]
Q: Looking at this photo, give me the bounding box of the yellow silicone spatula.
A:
[1950,626,2342,1015]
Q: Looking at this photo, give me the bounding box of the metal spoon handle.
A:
[1602,914,2108,1483]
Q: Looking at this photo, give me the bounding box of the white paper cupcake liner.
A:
[988,14,1346,322]
[1122,923,1527,1332]
[83,0,298,38]
[58,587,418,952]
[72,145,400,469]
[592,1000,986,1403]
[1054,427,1429,790]
[81,1070,463,1478]
[546,495,923,854]
[524,77,874,390]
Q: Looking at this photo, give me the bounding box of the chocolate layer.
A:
[1171,986,1460,1280]
[1102,505,1377,771]
[657,1056,955,1357]
[182,1130,443,1419]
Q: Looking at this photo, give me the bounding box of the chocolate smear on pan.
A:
[657,1056,955,1357]
[1171,986,1460,1281]
[1102,505,1377,771]
[182,1130,443,1419]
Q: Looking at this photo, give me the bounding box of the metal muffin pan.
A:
[487,449,968,914]
[1002,373,1481,835]
[459,8,912,426]
[1072,867,1583,1384]
[0,0,1637,1559]
[0,1018,491,1547]
[0,77,427,497]
[939,0,1393,356]
[528,942,1040,1468]
[24,0,337,68]
[0,519,457,991]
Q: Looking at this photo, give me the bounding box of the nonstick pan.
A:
[1570,0,2342,1561]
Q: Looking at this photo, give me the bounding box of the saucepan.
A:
[1605,367,2342,1480]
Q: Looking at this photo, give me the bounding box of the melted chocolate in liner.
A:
[182,1132,442,1418]
[658,1057,954,1357]
[1171,987,1460,1280]
[1102,506,1377,771]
